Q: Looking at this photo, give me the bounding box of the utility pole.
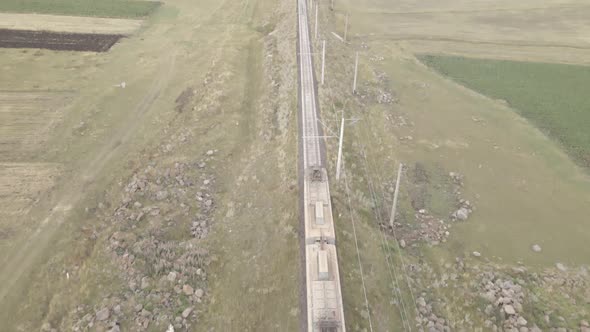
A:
[389,163,403,227]
[344,12,349,42]
[352,52,358,94]
[330,0,334,11]
[315,3,319,39]
[321,40,326,85]
[336,113,345,180]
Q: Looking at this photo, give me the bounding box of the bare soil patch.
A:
[0,29,124,52]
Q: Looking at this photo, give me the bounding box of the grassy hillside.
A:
[0,0,160,18]
[419,55,590,169]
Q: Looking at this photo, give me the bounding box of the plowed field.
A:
[0,29,123,52]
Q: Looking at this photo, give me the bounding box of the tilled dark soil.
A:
[0,29,123,52]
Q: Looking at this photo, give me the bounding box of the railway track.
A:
[297,0,346,330]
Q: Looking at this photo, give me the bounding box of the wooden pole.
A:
[315,3,319,39]
[389,163,403,227]
[336,114,345,180]
[344,12,348,42]
[321,40,326,85]
[353,52,358,93]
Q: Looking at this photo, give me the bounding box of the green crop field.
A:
[0,0,160,18]
[419,55,590,169]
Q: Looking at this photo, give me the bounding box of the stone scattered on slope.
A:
[96,308,110,321]
[504,304,516,315]
[182,307,193,319]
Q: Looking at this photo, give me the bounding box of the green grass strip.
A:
[419,55,590,169]
[0,0,161,18]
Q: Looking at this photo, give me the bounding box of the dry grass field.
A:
[0,163,60,216]
[0,0,301,331]
[0,91,73,159]
[1,0,589,330]
[0,13,143,35]
[313,0,590,330]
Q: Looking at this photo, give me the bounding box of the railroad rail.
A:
[297,0,346,330]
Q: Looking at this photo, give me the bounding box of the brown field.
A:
[0,13,142,35]
[0,91,72,159]
[0,163,60,216]
[0,29,124,52]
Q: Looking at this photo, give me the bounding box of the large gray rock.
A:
[416,297,426,307]
[96,308,110,321]
[182,307,193,319]
[503,305,516,315]
[195,288,204,298]
[454,207,470,221]
[156,190,169,201]
[182,284,194,295]
[141,277,150,289]
[481,291,496,303]
[531,244,542,253]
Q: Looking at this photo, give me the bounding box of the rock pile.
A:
[478,272,537,331]
[449,172,464,186]
[446,172,475,221]
[377,90,396,104]
[451,199,473,221]
[384,210,451,248]
[416,295,451,332]
[73,151,217,331]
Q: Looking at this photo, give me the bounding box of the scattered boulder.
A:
[183,284,194,296]
[472,251,482,257]
[531,244,542,253]
[556,263,567,272]
[155,190,169,201]
[451,199,474,221]
[182,307,193,319]
[195,288,204,298]
[504,304,516,315]
[449,172,464,186]
[141,277,150,289]
[453,207,470,221]
[96,308,110,321]
[167,271,177,282]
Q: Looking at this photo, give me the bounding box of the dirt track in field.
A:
[0,29,123,52]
